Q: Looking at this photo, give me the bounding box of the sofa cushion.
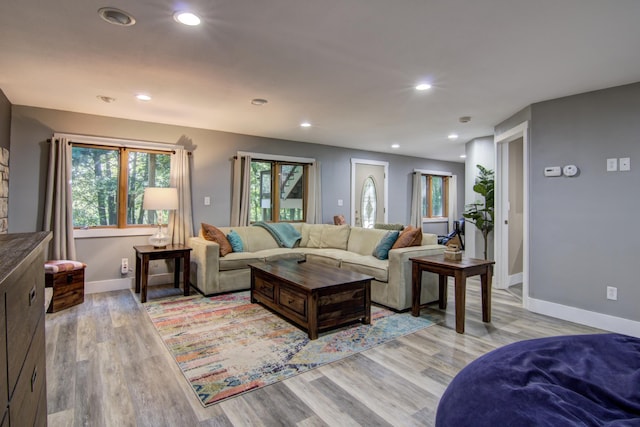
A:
[227,230,244,252]
[392,225,422,249]
[300,224,350,250]
[372,231,400,260]
[258,248,306,263]
[202,223,233,256]
[219,252,265,270]
[347,227,389,256]
[340,252,389,282]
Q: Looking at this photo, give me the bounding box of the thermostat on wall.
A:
[544,166,562,177]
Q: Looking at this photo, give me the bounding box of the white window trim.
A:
[237,151,315,164]
[413,168,453,176]
[55,133,178,151]
[74,227,155,239]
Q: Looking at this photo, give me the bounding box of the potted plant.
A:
[463,165,494,260]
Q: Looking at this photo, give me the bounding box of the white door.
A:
[495,122,529,306]
[351,159,388,227]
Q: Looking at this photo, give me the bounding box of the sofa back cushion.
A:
[347,227,389,256]
[300,224,350,250]
[200,226,280,252]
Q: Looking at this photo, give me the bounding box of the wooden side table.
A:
[134,244,192,303]
[410,255,495,334]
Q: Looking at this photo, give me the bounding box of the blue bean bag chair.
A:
[436,333,640,426]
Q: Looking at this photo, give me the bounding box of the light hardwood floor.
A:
[45,280,602,427]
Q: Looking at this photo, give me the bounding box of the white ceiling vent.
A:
[98,7,136,26]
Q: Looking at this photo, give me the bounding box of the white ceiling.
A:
[1,1,640,162]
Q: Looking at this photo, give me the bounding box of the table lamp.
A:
[143,187,178,248]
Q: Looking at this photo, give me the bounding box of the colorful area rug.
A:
[144,291,434,406]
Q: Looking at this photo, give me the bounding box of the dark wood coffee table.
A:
[410,255,495,334]
[249,260,372,339]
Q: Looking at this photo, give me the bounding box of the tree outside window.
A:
[250,160,306,223]
[71,145,170,228]
[421,174,449,218]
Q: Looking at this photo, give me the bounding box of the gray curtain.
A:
[43,136,76,260]
[230,154,252,226]
[306,161,322,224]
[448,175,458,231]
[409,171,423,229]
[168,147,193,244]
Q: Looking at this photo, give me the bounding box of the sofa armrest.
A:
[386,244,446,310]
[188,236,221,295]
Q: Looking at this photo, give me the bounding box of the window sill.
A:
[74,227,155,239]
[422,218,448,223]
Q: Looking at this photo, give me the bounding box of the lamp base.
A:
[149,225,171,248]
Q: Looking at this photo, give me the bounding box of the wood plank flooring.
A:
[45,280,603,427]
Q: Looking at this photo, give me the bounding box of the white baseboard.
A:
[527,297,640,338]
[508,273,523,286]
[85,273,176,295]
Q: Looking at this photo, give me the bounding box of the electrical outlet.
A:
[606,286,617,301]
[121,258,129,275]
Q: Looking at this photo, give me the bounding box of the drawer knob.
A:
[67,274,74,283]
[29,286,36,306]
[31,366,38,392]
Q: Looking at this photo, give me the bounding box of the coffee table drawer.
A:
[279,286,307,318]
[254,275,275,301]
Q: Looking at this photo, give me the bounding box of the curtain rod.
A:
[46,137,192,155]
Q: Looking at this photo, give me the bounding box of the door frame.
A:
[350,158,389,226]
[494,122,529,307]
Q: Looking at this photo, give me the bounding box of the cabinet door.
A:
[1,292,6,411]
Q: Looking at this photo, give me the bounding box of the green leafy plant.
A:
[462,165,494,259]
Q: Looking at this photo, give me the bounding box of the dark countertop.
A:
[0,232,52,284]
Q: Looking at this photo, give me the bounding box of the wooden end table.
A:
[134,244,192,303]
[410,255,495,334]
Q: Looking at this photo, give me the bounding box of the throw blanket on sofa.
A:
[435,333,640,426]
[252,222,301,248]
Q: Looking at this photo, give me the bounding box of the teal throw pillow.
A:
[372,231,400,260]
[227,230,244,252]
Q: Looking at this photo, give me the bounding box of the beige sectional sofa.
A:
[188,223,445,311]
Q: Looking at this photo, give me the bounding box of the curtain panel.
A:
[43,136,76,260]
[230,154,252,226]
[168,147,194,244]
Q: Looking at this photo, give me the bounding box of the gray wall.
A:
[9,105,464,282]
[529,82,640,322]
[0,90,10,150]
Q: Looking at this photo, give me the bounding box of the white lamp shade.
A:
[143,187,178,211]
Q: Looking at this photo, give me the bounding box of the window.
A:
[361,176,377,228]
[71,144,171,228]
[250,160,306,222]
[421,174,449,218]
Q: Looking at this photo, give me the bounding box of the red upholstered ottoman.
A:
[45,260,86,313]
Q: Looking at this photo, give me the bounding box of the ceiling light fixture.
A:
[300,122,311,128]
[459,116,471,123]
[460,154,467,159]
[97,95,116,103]
[173,11,201,26]
[448,133,459,140]
[136,94,152,101]
[251,98,268,106]
[391,143,400,149]
[415,83,432,91]
[98,7,136,26]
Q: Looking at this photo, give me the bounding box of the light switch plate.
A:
[607,158,617,171]
[620,157,630,171]
[204,196,211,206]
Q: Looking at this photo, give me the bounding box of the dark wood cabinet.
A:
[0,232,51,427]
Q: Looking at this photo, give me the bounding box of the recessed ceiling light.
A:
[251,98,268,106]
[97,95,116,103]
[415,83,432,91]
[98,7,136,26]
[460,154,467,159]
[174,11,201,26]
[448,133,459,140]
[391,143,400,149]
[300,122,311,128]
[136,94,151,101]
